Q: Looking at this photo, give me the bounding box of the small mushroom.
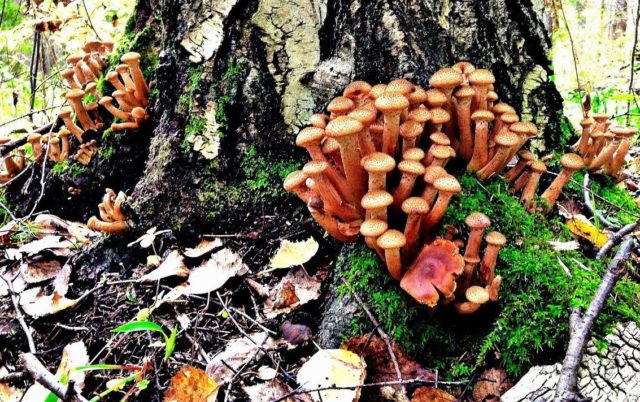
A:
[520,160,547,212]
[327,96,355,119]
[504,150,534,183]
[476,130,519,180]
[99,96,131,121]
[467,110,494,172]
[375,93,409,157]
[343,81,372,107]
[402,147,425,163]
[87,216,128,234]
[121,52,149,106]
[348,107,378,156]
[454,85,476,160]
[401,197,430,261]
[308,199,361,242]
[283,170,311,204]
[302,161,359,221]
[361,152,396,191]
[576,117,595,155]
[360,219,388,259]
[540,153,585,211]
[422,175,461,232]
[361,190,393,222]
[399,119,423,152]
[393,160,425,209]
[468,69,495,111]
[421,165,447,207]
[65,89,95,131]
[479,231,506,284]
[377,229,407,280]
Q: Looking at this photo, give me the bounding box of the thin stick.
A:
[596,220,639,259]
[627,0,640,125]
[81,0,101,40]
[0,105,63,129]
[0,275,36,353]
[557,0,585,117]
[582,174,620,230]
[20,353,89,402]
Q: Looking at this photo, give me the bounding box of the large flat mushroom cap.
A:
[296,127,325,146]
[429,132,451,146]
[361,190,393,210]
[430,67,464,89]
[374,93,410,113]
[65,89,85,100]
[468,69,496,85]
[524,122,539,136]
[376,229,406,249]
[465,212,491,229]
[509,122,530,135]
[466,285,490,304]
[325,116,363,138]
[494,131,519,147]
[361,152,396,173]
[560,153,585,170]
[360,219,388,237]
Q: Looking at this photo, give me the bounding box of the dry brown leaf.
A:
[269,237,319,269]
[206,333,280,384]
[20,260,63,283]
[281,322,313,346]
[17,235,73,256]
[411,387,456,401]
[163,366,219,402]
[296,349,367,402]
[183,248,248,294]
[264,267,322,318]
[243,380,313,402]
[183,238,223,258]
[19,287,78,318]
[472,368,512,401]
[140,250,189,282]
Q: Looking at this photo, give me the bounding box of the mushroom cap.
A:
[471,110,494,122]
[560,153,585,170]
[452,61,476,74]
[408,86,429,104]
[518,150,535,161]
[309,113,328,128]
[430,108,450,124]
[423,165,447,184]
[486,91,499,102]
[116,64,130,73]
[485,231,507,246]
[112,89,127,98]
[400,120,423,139]
[492,103,516,115]
[65,89,85,100]
[433,175,461,194]
[430,144,452,160]
[468,69,496,85]
[524,122,539,136]
[426,89,447,107]
[609,126,628,136]
[464,255,481,265]
[327,96,355,114]
[429,68,463,89]
[27,133,42,142]
[58,108,73,118]
[509,122,530,135]
[131,107,146,119]
[106,71,120,81]
[374,93,410,113]
[385,79,414,95]
[361,152,396,173]
[361,190,394,210]
[98,96,114,106]
[360,219,388,237]
[403,147,425,162]
[400,238,465,306]
[296,127,325,147]
[591,112,609,121]
[579,117,595,127]
[494,131,519,147]
[402,197,430,215]
[61,69,75,78]
[303,160,329,176]
[84,82,97,92]
[465,286,490,304]
[325,116,363,138]
[58,129,71,138]
[454,301,482,314]
[500,113,519,124]
[465,212,491,229]
[454,85,475,99]
[82,40,101,52]
[376,229,407,249]
[407,107,431,123]
[369,84,387,100]
[348,107,377,125]
[530,160,547,173]
[343,80,372,99]
[66,54,82,64]
[429,132,450,146]
[590,130,605,139]
[283,170,307,190]
[398,160,425,176]
[322,138,340,153]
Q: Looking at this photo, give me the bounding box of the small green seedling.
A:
[112,320,178,360]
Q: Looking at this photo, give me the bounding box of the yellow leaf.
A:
[270,237,319,269]
[567,215,608,248]
[164,366,219,402]
[296,349,366,402]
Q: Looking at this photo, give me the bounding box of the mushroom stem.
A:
[303,161,359,221]
[520,161,546,212]
[510,169,531,194]
[121,53,149,106]
[479,232,506,284]
[503,151,533,183]
[377,230,406,280]
[540,154,584,211]
[476,132,519,180]
[609,136,631,176]
[308,203,360,242]
[588,139,619,171]
[421,175,461,232]
[392,160,425,210]
[99,96,131,121]
[401,197,429,263]
[455,88,475,160]
[467,111,494,172]
[66,90,95,131]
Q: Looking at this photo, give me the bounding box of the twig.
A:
[596,220,639,259]
[0,275,36,353]
[582,174,620,230]
[557,0,585,117]
[0,105,62,129]
[627,0,640,125]
[81,0,101,40]
[0,371,27,382]
[0,121,57,157]
[19,353,89,402]
[554,236,636,402]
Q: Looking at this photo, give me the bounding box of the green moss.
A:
[339,174,640,376]
[182,117,206,152]
[0,0,23,29]
[239,145,301,201]
[0,192,10,225]
[178,66,204,114]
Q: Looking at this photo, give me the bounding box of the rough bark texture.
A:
[503,322,640,402]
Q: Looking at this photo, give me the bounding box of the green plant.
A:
[113,320,178,360]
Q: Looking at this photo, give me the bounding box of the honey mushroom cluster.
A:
[87,188,128,234]
[0,137,25,183]
[573,113,637,179]
[284,62,514,311]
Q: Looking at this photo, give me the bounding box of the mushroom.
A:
[84,82,102,101]
[454,85,476,160]
[399,119,423,152]
[61,69,80,89]
[421,165,447,207]
[116,64,137,94]
[422,175,461,231]
[327,96,355,119]
[283,170,312,204]
[487,275,502,301]
[460,212,491,290]
[465,285,490,307]
[504,150,534,183]
[112,90,136,112]
[27,133,43,161]
[308,199,361,242]
[407,86,429,109]
[99,96,131,121]
[427,144,454,168]
[400,238,464,306]
[425,89,447,108]
[510,167,531,195]
[361,190,393,221]
[476,130,519,180]
[121,52,149,106]
[67,54,86,84]
[77,59,97,83]
[490,112,519,147]
[424,132,450,165]
[111,121,139,132]
[65,89,95,131]
[309,113,328,129]
[540,153,585,211]
[385,79,414,96]
[479,231,506,284]
[377,229,407,280]
[375,93,409,157]
[47,137,62,162]
[368,84,387,101]
[486,91,498,109]
[58,129,71,160]
[393,160,425,209]
[454,301,481,314]
[520,160,547,212]
[452,61,476,83]
[360,219,388,259]
[430,68,463,140]
[361,152,396,191]
[589,128,621,171]
[402,147,425,163]
[467,110,495,172]
[343,81,372,107]
[348,107,377,156]
[87,217,129,234]
[321,138,343,172]
[428,107,450,137]
[407,106,431,133]
[302,161,359,221]
[575,116,595,155]
[608,126,637,177]
[468,69,495,111]
[401,197,430,261]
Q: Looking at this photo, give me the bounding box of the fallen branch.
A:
[19,353,89,402]
[583,174,620,230]
[0,119,59,157]
[596,220,639,259]
[554,236,636,402]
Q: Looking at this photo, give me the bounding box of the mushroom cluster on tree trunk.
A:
[87,188,129,234]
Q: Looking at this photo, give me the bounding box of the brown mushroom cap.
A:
[325,116,363,138]
[403,147,425,162]
[66,88,85,100]
[66,54,82,64]
[402,197,429,215]
[430,144,453,160]
[407,107,431,123]
[28,133,42,143]
[408,86,429,104]
[485,231,506,246]
[283,170,307,191]
[466,285,490,304]
[471,110,494,122]
[524,122,538,136]
[530,160,547,173]
[398,160,425,176]
[454,85,475,99]
[348,107,377,125]
[468,69,496,85]
[376,229,407,249]
[579,117,595,127]
[400,120,423,139]
[61,69,75,79]
[452,61,476,74]
[361,190,394,210]
[560,153,585,170]
[492,103,516,115]
[518,150,535,161]
[309,113,328,128]
[423,165,447,184]
[509,122,530,135]
[429,132,451,146]
[494,131,519,147]
[385,79,414,95]
[302,160,329,176]
[360,219,388,238]
[465,212,491,229]
[591,112,609,121]
[361,152,396,173]
[500,113,519,124]
[131,107,146,119]
[433,175,461,194]
[296,127,325,147]
[374,93,410,113]
[327,96,355,115]
[486,91,499,102]
[343,81,372,99]
[430,108,450,124]
[425,89,447,107]
[369,84,387,100]
[429,68,463,89]
[322,138,340,153]
[121,52,141,63]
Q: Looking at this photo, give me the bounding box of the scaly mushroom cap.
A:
[499,113,519,124]
[454,85,475,99]
[385,79,414,95]
[327,96,355,115]
[377,229,407,249]
[28,133,42,143]
[466,285,490,304]
[423,165,447,185]
[322,138,340,153]
[430,144,452,160]
[430,108,450,124]
[400,120,423,140]
[425,89,447,107]
[400,238,465,306]
[360,219,388,238]
[485,231,506,247]
[402,197,429,215]
[61,69,75,79]
[591,112,609,122]
[131,107,147,120]
[66,88,85,100]
[343,80,372,99]
[452,61,476,74]
[374,93,409,113]
[309,113,328,128]
[609,126,628,136]
[509,122,530,136]
[560,153,585,170]
[361,190,394,210]
[121,52,141,64]
[296,127,325,147]
[403,147,425,162]
[465,212,491,230]
[433,175,461,194]
[518,150,535,161]
[471,110,494,122]
[429,132,451,146]
[468,69,496,85]
[283,170,308,191]
[369,84,387,100]
[398,160,425,176]
[524,122,538,137]
[530,160,547,173]
[486,91,499,103]
[492,103,516,115]
[408,86,429,104]
[494,131,519,147]
[407,107,431,123]
[302,160,329,176]
[66,54,82,64]
[325,116,363,138]
[361,152,396,173]
[348,107,377,125]
[579,117,595,127]
[429,68,463,89]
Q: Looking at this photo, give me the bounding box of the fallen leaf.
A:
[140,250,189,282]
[183,239,223,258]
[183,248,248,294]
[297,349,366,402]
[256,366,277,380]
[163,366,219,402]
[206,333,280,384]
[243,380,313,402]
[269,237,319,269]
[281,322,313,346]
[52,263,72,296]
[18,236,73,256]
[567,214,608,248]
[264,267,322,318]
[19,288,78,318]
[20,260,63,283]
[472,368,512,401]
[411,387,456,401]
[0,367,22,402]
[147,255,162,267]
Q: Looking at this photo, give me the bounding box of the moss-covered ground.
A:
[338,171,640,377]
